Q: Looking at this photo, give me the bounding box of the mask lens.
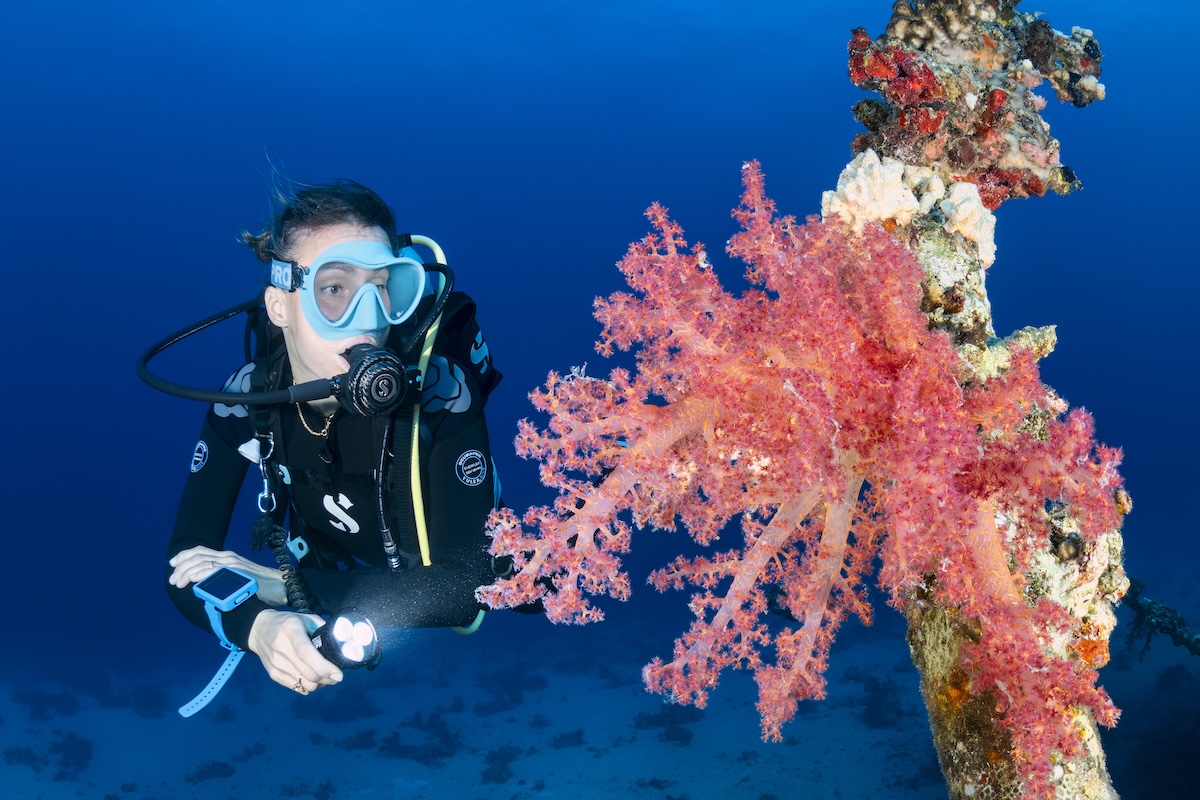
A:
[313,263,390,323]
[299,242,426,341]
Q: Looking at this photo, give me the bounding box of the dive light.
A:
[310,609,382,670]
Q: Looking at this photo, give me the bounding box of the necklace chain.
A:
[295,402,336,438]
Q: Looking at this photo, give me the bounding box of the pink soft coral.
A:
[479,162,1123,795]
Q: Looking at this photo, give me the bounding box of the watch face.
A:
[197,567,255,601]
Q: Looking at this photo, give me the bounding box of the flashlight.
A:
[310,609,381,670]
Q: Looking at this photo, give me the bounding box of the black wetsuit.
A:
[166,291,503,650]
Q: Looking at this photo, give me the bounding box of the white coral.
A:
[821,149,920,233]
[903,164,947,215]
[939,181,997,267]
[822,151,997,270]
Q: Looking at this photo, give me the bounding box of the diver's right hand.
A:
[247,610,345,694]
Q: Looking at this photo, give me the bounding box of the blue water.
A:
[3,1,1196,797]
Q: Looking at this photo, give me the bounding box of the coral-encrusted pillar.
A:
[905,533,1127,800]
[833,3,1128,796]
[902,214,1128,799]
[830,147,1131,798]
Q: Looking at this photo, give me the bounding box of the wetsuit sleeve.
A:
[164,411,270,650]
[299,293,503,628]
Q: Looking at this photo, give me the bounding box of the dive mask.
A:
[269,240,426,340]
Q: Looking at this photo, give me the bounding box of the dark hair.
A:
[242,179,399,264]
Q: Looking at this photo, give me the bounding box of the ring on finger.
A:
[292,679,306,693]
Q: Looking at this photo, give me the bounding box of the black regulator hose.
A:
[137,262,454,409]
[136,292,338,406]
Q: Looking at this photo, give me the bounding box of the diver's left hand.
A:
[168,546,288,606]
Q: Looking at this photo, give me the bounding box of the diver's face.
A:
[265,222,391,388]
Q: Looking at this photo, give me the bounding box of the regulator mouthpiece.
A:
[335,344,421,417]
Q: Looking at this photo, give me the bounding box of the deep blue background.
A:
[1,0,1193,775]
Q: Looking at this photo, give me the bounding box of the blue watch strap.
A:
[178,649,245,717]
[204,600,238,650]
[181,567,258,718]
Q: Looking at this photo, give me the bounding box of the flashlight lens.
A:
[338,620,376,662]
[351,621,374,644]
[332,617,354,641]
[314,609,380,670]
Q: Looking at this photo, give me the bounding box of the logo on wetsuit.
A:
[323,492,361,534]
[455,450,487,487]
[191,441,209,473]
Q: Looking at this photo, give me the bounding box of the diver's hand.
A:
[248,609,344,694]
[168,546,288,606]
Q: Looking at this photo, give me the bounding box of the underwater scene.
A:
[3,1,1197,798]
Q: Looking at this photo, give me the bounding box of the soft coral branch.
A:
[481,162,1125,796]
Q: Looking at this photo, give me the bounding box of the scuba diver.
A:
[141,180,505,705]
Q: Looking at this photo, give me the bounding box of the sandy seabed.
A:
[2,582,1196,800]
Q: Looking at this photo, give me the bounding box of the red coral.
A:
[845,30,1082,214]
[848,29,946,106]
[480,164,1123,794]
[965,165,1053,209]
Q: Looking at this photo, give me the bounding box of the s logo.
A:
[323,493,361,534]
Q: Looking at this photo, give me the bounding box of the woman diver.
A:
[151,180,505,701]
